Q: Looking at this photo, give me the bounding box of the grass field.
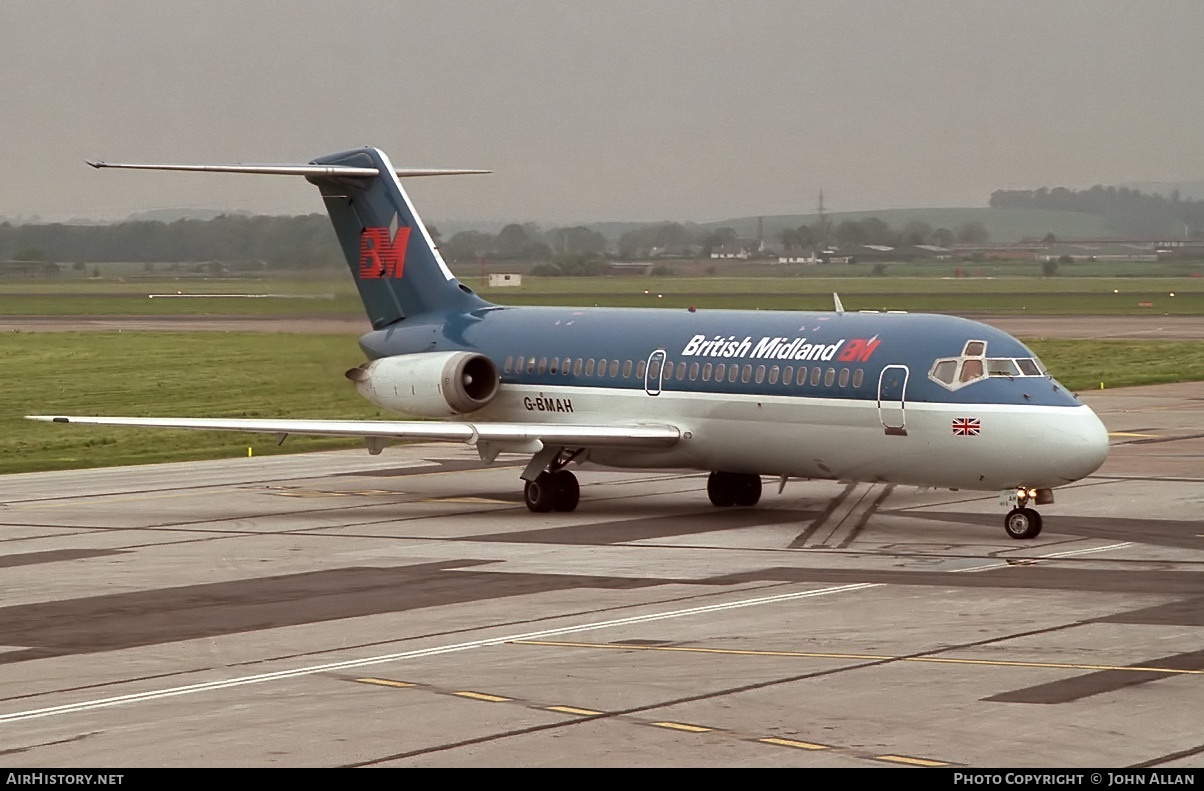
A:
[3,271,1203,316]
[4,331,1203,475]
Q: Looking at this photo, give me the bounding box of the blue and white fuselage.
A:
[30,147,1109,539]
[357,305,1107,492]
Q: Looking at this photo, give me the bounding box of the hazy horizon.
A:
[3,2,1202,227]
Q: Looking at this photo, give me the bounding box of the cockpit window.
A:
[987,358,1020,377]
[929,340,1049,391]
[959,358,984,383]
[932,359,957,385]
[1016,358,1043,376]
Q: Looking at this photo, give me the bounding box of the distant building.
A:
[778,254,819,264]
[488,273,522,287]
[0,260,60,278]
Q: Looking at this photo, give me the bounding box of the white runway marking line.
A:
[0,541,1139,726]
[0,582,876,725]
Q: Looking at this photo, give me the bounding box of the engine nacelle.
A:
[346,351,500,417]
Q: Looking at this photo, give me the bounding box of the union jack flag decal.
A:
[952,417,981,436]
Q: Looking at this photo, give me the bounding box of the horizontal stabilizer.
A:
[86,161,490,178]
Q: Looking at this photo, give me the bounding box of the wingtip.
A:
[86,160,105,169]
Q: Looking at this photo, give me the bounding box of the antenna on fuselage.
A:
[833,292,845,314]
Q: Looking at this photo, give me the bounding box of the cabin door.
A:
[644,350,666,396]
[877,365,909,436]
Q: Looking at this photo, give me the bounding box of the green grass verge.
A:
[3,332,1202,475]
[4,272,1201,316]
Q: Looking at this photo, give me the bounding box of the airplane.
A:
[27,147,1110,540]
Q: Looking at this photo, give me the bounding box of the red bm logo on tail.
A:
[358,227,411,279]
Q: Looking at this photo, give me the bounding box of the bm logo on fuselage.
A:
[359,226,411,279]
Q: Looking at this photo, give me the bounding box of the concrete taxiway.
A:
[0,384,1200,767]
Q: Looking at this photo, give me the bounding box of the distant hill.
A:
[124,208,252,222]
[1116,181,1204,202]
[700,208,1113,244]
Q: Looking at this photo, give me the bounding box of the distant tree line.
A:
[441,223,607,263]
[0,214,342,267]
[778,217,989,250]
[989,186,1204,238]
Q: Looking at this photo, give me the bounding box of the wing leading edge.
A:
[24,415,680,457]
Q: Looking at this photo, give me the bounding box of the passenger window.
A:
[824,368,835,386]
[663,362,674,382]
[838,368,849,387]
[769,366,779,385]
[689,362,699,381]
[852,369,864,388]
[783,366,793,385]
[504,355,514,373]
[597,359,607,377]
[729,365,739,383]
[538,357,547,374]
[609,360,620,377]
[573,358,583,376]
[548,357,558,374]
[562,357,572,375]
[585,359,595,376]
[810,368,822,386]
[636,360,646,378]
[715,363,726,381]
[702,362,713,381]
[755,365,766,384]
[623,360,633,378]
[647,360,660,379]
[740,365,751,383]
[515,356,524,374]
[527,358,536,374]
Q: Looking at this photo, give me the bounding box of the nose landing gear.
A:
[1004,506,1042,539]
[1001,487,1052,539]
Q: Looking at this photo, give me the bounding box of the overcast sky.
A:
[2,1,1201,226]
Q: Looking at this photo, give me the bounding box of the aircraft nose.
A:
[1054,405,1110,482]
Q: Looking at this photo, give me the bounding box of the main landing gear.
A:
[522,448,583,513]
[1002,487,1052,539]
[523,469,580,513]
[707,471,762,507]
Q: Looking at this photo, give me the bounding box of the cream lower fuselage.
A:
[473,383,1106,492]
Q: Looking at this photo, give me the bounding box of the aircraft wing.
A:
[24,415,680,456]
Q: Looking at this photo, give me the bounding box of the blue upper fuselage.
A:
[357,304,1083,408]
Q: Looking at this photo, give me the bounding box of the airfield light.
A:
[1113,289,1119,294]
[1169,292,1176,297]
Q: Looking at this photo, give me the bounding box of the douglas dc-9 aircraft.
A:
[28,147,1110,539]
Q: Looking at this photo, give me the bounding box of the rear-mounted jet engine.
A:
[346,351,500,417]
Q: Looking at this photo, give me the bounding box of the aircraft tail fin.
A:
[90,148,493,329]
